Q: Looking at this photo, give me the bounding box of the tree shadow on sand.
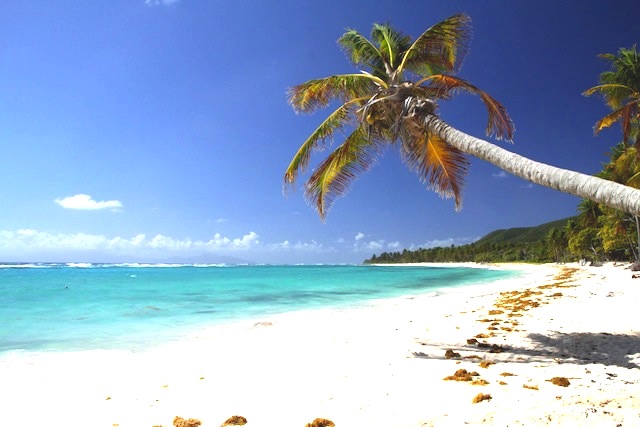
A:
[520,331,640,369]
[413,331,640,370]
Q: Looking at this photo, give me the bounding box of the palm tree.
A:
[585,45,640,263]
[583,45,640,150]
[285,15,640,219]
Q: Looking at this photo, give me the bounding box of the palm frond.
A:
[288,74,384,114]
[397,13,471,78]
[338,29,387,77]
[370,23,412,70]
[284,102,360,189]
[304,128,383,219]
[628,171,640,188]
[596,45,640,108]
[583,83,635,97]
[399,124,469,209]
[593,100,639,145]
[421,74,514,141]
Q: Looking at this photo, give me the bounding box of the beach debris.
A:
[472,393,492,404]
[500,372,516,377]
[464,354,482,360]
[304,418,335,427]
[471,378,490,386]
[489,344,505,353]
[476,342,505,353]
[173,416,202,427]
[488,309,504,315]
[467,338,479,345]
[253,321,274,327]
[477,318,501,323]
[443,369,480,382]
[548,377,571,387]
[221,415,248,426]
[479,360,495,369]
[445,349,461,359]
[523,384,539,390]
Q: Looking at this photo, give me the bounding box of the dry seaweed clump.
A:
[445,349,461,359]
[444,369,480,382]
[174,416,202,427]
[221,415,248,426]
[479,360,495,369]
[548,377,571,387]
[305,418,335,427]
[472,393,492,404]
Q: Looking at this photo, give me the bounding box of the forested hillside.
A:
[364,217,578,264]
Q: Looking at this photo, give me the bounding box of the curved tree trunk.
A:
[425,116,640,216]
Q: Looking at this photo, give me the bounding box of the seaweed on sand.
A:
[443,369,480,381]
[173,416,202,427]
[445,349,461,359]
[305,418,335,427]
[221,415,248,426]
[472,393,492,403]
[548,377,571,387]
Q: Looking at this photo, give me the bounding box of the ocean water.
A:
[0,263,520,355]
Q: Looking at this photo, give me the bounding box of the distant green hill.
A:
[364,216,578,264]
[475,217,577,245]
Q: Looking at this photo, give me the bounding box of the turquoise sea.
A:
[0,263,520,355]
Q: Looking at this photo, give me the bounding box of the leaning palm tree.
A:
[285,15,640,219]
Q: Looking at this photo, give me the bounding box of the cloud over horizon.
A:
[55,194,123,211]
[145,0,180,5]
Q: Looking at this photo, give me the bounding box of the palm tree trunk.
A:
[635,215,640,262]
[425,116,640,216]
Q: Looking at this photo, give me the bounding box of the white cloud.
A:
[267,239,326,252]
[355,232,365,241]
[492,171,508,178]
[55,194,122,211]
[0,229,260,255]
[145,0,179,5]
[365,241,383,250]
[387,241,401,249]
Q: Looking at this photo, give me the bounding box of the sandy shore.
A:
[1,262,640,426]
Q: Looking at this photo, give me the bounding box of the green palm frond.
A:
[420,74,514,141]
[397,13,471,78]
[399,125,469,209]
[370,23,412,70]
[583,83,636,98]
[597,45,640,109]
[628,171,640,188]
[288,74,384,114]
[338,30,387,77]
[305,128,383,219]
[284,102,363,188]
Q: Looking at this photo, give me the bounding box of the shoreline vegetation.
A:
[363,216,639,265]
[2,262,640,426]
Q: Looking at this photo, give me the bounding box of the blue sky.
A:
[0,1,638,264]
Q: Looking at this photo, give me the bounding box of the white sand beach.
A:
[1,262,640,426]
